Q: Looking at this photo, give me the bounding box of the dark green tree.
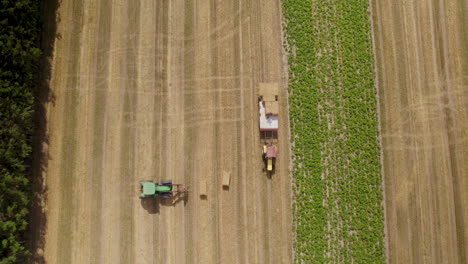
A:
[0,0,42,262]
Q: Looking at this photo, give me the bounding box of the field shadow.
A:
[28,0,60,263]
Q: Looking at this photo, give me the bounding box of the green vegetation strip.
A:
[0,1,42,263]
[282,0,385,262]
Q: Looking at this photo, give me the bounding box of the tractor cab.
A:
[140,181,157,198]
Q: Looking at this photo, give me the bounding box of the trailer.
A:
[258,82,279,139]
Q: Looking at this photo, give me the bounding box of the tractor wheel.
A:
[160,179,172,185]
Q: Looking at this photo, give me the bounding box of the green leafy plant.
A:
[283,0,385,263]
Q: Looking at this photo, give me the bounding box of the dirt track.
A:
[371,0,467,263]
[37,0,292,263]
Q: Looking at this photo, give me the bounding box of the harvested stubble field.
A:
[33,0,292,263]
[371,0,468,263]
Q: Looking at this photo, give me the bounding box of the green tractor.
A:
[139,180,187,199]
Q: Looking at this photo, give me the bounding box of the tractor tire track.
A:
[41,1,292,263]
[371,0,467,262]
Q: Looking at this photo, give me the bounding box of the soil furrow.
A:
[117,1,140,263]
[54,0,84,262]
[88,0,113,262]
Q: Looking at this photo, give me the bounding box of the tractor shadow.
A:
[267,171,275,179]
[262,168,275,179]
[140,198,160,214]
[140,192,189,214]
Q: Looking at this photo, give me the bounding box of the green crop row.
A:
[282,0,385,263]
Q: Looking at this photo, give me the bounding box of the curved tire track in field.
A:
[40,0,292,263]
[371,0,467,263]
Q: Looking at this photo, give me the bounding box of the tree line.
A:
[1,0,42,263]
